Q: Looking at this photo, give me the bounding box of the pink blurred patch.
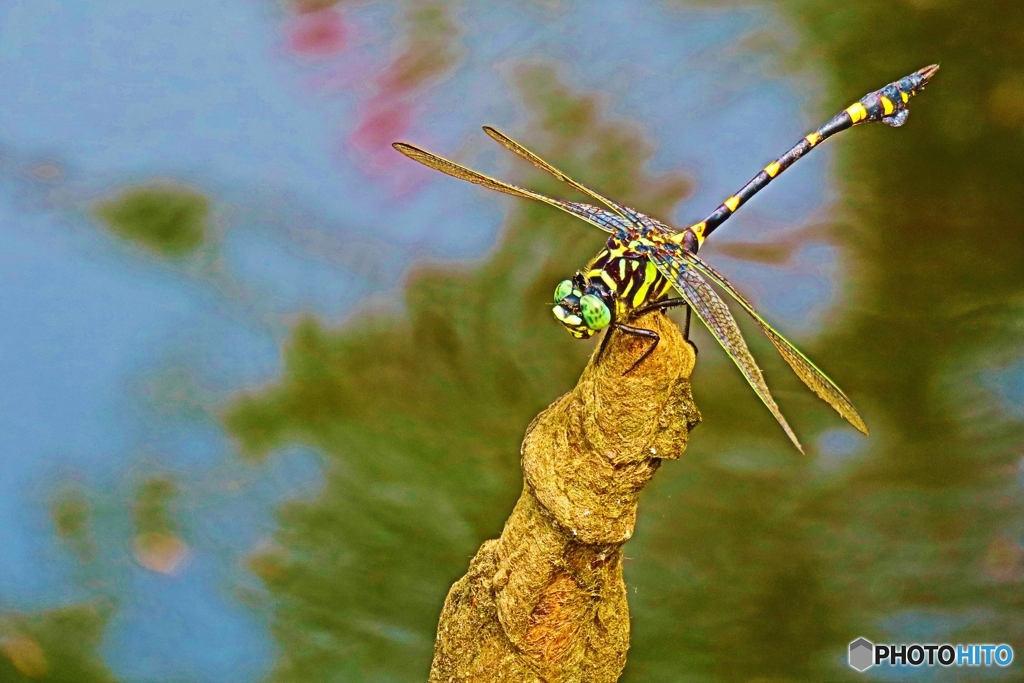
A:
[352,99,412,152]
[349,98,415,174]
[286,9,347,59]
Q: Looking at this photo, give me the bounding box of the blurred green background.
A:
[1,0,1022,681]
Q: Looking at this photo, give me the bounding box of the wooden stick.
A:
[429,310,700,682]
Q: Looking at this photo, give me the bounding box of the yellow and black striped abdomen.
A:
[586,248,673,319]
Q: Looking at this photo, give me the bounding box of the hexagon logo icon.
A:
[849,637,874,672]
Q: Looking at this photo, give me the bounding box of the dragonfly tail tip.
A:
[918,64,940,82]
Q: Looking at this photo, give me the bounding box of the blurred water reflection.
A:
[0,0,1021,681]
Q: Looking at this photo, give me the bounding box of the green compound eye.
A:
[579,294,611,330]
[553,279,574,303]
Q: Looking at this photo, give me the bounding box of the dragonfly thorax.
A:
[588,246,674,315]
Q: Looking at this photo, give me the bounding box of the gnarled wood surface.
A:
[429,310,700,682]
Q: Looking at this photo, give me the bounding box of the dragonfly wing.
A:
[482,126,633,223]
[393,142,620,234]
[649,249,804,453]
[682,251,868,435]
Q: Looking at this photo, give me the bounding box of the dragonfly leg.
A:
[633,297,687,315]
[683,305,698,356]
[615,323,660,375]
[593,303,622,367]
[632,298,698,355]
[594,325,615,366]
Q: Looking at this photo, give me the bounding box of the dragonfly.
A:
[393,65,938,453]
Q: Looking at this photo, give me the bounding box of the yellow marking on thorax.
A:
[805,132,822,146]
[618,259,627,280]
[880,96,895,115]
[764,161,781,178]
[631,261,659,308]
[657,276,673,298]
[846,102,867,123]
[901,90,909,103]
[724,196,740,212]
[619,264,638,299]
[599,269,618,293]
[615,296,628,318]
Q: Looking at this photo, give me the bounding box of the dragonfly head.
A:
[552,274,612,339]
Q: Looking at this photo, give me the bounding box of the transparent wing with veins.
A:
[481,127,633,221]
[392,142,629,235]
[481,127,659,237]
[680,250,868,435]
[630,210,866,437]
[647,248,804,453]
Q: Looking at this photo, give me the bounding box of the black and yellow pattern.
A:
[586,245,674,317]
[693,64,938,242]
[393,65,937,452]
